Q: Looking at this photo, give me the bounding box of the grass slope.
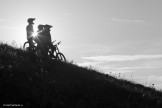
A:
[0,43,162,108]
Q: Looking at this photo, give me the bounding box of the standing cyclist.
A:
[34,24,45,49]
[26,18,35,51]
[41,24,55,54]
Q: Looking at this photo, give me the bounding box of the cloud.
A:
[76,61,155,74]
[112,18,144,23]
[76,61,103,67]
[113,66,162,70]
[96,65,162,74]
[99,66,133,74]
[82,55,162,62]
[78,55,162,74]
[146,75,162,82]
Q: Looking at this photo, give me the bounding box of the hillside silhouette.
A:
[0,42,162,108]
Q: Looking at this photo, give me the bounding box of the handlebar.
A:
[52,40,61,45]
[58,41,61,45]
[52,40,56,43]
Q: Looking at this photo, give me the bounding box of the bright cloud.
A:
[76,61,161,74]
[147,75,162,82]
[76,61,103,67]
[112,18,144,23]
[82,55,162,62]
[78,55,162,74]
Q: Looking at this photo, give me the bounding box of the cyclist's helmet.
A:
[44,24,53,29]
[38,24,44,30]
[27,18,35,24]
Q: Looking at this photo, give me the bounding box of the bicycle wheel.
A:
[23,41,29,50]
[56,52,66,62]
[23,41,36,52]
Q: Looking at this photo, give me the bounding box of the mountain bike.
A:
[23,40,66,62]
[48,41,66,62]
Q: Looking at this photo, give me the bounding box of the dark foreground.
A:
[0,43,162,108]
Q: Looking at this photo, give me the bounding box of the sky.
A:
[0,0,162,90]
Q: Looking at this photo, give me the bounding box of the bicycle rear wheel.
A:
[23,41,29,50]
[23,41,36,52]
[56,53,66,62]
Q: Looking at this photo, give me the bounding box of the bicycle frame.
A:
[53,41,61,53]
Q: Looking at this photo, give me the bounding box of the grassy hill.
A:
[0,43,162,108]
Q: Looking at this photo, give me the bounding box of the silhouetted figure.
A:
[42,24,52,44]
[33,24,48,56]
[26,18,35,50]
[41,24,55,55]
[34,24,44,46]
[37,24,44,34]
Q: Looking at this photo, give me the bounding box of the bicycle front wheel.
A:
[56,53,66,62]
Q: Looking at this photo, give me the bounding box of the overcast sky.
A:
[0,0,162,89]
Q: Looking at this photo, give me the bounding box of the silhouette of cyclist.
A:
[37,24,44,34]
[26,18,35,50]
[41,24,55,54]
[42,24,52,43]
[34,24,45,49]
